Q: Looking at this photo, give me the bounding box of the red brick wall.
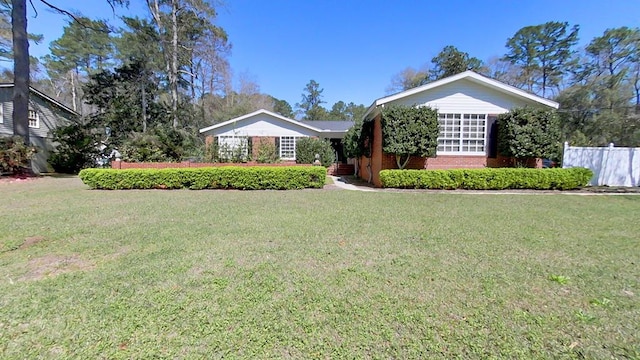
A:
[424,156,487,169]
[486,156,542,168]
[370,115,383,186]
[111,161,302,169]
[327,163,355,176]
[353,111,547,187]
[377,154,487,170]
[251,137,276,159]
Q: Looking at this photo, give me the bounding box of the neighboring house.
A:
[199,109,353,163]
[359,71,559,186]
[0,84,78,173]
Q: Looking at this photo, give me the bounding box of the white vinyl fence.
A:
[562,142,640,187]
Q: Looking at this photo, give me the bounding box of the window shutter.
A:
[486,115,498,158]
[275,137,280,157]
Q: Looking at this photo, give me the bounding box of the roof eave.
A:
[199,109,324,134]
[370,70,559,111]
[362,100,380,121]
[0,83,79,116]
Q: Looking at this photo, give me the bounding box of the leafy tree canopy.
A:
[430,45,485,81]
[381,105,439,169]
[497,107,562,161]
[271,97,294,118]
[504,21,579,96]
[296,79,328,120]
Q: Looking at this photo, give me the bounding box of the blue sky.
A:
[24,0,640,109]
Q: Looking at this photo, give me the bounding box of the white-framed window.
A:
[28,110,39,128]
[217,135,248,160]
[437,113,486,154]
[279,136,303,160]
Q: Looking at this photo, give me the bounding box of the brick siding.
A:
[111,161,302,170]
[358,115,543,187]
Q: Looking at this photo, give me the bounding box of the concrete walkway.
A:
[327,176,376,192]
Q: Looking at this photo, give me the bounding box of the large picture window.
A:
[217,135,248,159]
[279,136,302,160]
[437,113,486,154]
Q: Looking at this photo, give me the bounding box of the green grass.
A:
[1,177,639,359]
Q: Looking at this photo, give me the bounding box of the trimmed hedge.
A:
[78,166,327,190]
[379,167,593,190]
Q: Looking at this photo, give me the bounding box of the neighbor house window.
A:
[217,135,248,160]
[437,113,486,154]
[279,136,303,160]
[28,110,39,128]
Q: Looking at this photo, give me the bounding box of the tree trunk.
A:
[170,0,179,129]
[141,80,148,133]
[70,70,77,112]
[395,154,411,170]
[12,0,29,147]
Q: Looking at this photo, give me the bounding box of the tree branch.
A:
[27,0,38,17]
[37,0,86,25]
[37,0,118,32]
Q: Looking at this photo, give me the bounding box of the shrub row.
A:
[379,167,593,190]
[78,166,327,190]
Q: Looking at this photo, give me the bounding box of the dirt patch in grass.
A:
[18,254,94,281]
[0,173,40,185]
[19,236,47,250]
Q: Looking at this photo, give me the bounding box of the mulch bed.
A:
[0,171,40,184]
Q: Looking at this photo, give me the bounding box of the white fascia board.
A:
[362,101,379,121]
[371,71,559,110]
[199,109,323,134]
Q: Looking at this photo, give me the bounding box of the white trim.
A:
[436,112,487,155]
[0,103,3,123]
[362,71,559,120]
[279,136,305,160]
[435,153,488,157]
[217,135,249,159]
[199,109,324,134]
[28,109,39,129]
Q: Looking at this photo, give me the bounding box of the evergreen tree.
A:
[296,79,328,120]
[430,45,484,80]
[504,22,579,96]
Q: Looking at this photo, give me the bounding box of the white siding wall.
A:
[211,113,319,137]
[389,79,535,114]
[0,87,76,173]
[0,88,74,139]
[0,89,13,136]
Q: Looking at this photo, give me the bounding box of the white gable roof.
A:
[199,109,323,134]
[364,71,559,119]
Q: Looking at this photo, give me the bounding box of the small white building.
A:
[199,109,353,162]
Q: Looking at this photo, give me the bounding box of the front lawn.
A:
[0,177,638,358]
